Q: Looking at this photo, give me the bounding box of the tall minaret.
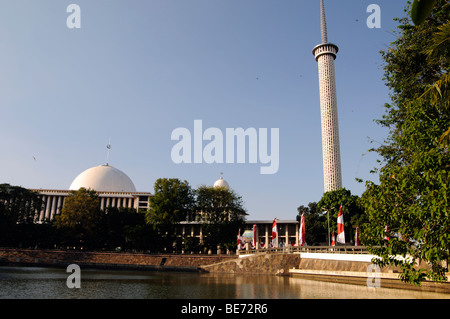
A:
[312,0,342,192]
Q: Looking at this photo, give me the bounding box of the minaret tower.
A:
[312,0,342,192]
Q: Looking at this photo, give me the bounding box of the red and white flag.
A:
[272,218,278,248]
[331,230,336,246]
[237,228,241,250]
[299,211,306,246]
[337,203,345,244]
[355,225,360,246]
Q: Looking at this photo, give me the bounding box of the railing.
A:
[237,245,371,256]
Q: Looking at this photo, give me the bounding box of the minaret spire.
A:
[320,0,328,43]
[312,0,343,193]
[106,137,111,166]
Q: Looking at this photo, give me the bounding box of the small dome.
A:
[213,175,229,190]
[69,165,136,192]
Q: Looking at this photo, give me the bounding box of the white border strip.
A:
[299,252,380,263]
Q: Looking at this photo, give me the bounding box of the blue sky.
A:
[0,0,408,220]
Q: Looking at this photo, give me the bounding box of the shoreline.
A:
[1,248,449,295]
[0,260,206,273]
[0,248,234,273]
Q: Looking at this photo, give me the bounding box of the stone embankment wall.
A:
[0,248,235,271]
[300,258,378,272]
[291,254,450,293]
[201,253,301,275]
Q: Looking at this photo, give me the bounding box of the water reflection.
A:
[0,266,448,299]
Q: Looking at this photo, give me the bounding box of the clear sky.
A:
[0,0,408,220]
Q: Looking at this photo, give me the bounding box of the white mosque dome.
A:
[213,175,229,190]
[69,164,137,192]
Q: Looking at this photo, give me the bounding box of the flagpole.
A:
[327,210,330,246]
[322,206,335,246]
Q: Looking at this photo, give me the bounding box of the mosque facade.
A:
[30,164,151,222]
[30,164,299,247]
[22,2,347,249]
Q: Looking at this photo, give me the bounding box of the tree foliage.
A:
[362,0,450,285]
[0,183,42,224]
[100,206,149,250]
[296,202,326,245]
[411,0,438,26]
[54,187,102,248]
[317,188,365,245]
[2,177,249,253]
[146,178,195,228]
[195,185,246,252]
[144,178,195,251]
[0,184,44,246]
[195,185,246,223]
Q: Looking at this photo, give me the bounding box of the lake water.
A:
[0,266,448,299]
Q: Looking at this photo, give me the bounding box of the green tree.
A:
[146,178,195,226]
[0,183,42,224]
[100,206,145,249]
[411,0,438,26]
[296,202,326,245]
[145,178,195,251]
[0,184,43,246]
[123,223,160,252]
[317,188,364,245]
[361,0,450,285]
[416,11,450,147]
[195,185,246,252]
[54,187,102,249]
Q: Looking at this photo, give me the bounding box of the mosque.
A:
[26,0,347,249]
[30,163,300,248]
[30,164,151,221]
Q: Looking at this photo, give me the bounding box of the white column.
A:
[39,195,46,222]
[265,224,269,248]
[199,225,203,245]
[284,224,288,246]
[56,196,62,217]
[45,196,52,220]
[50,195,57,220]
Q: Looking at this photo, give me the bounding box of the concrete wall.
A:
[289,252,449,293]
[200,252,393,275]
[201,253,301,275]
[0,248,235,270]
